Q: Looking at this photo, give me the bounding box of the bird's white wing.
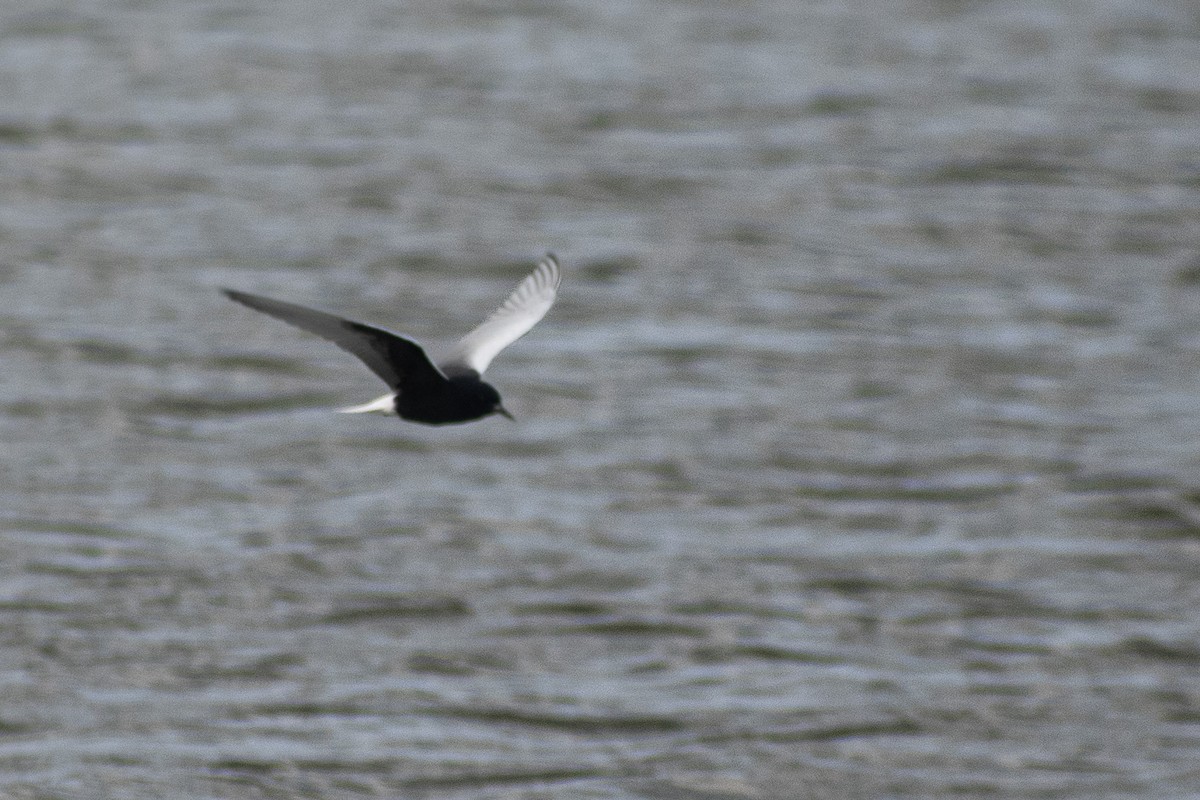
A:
[442,253,561,375]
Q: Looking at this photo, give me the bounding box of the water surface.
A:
[3,1,1200,798]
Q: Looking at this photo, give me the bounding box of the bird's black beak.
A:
[495,405,515,421]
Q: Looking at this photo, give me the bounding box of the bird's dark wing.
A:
[222,288,447,393]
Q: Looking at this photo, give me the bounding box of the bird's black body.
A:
[395,371,504,425]
[220,254,560,427]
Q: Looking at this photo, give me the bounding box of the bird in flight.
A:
[222,253,561,425]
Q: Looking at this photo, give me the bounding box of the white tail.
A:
[338,393,396,415]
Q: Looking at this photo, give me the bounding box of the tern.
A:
[222,253,561,425]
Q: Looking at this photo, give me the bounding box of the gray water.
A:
[3,1,1200,798]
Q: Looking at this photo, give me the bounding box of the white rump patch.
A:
[338,393,396,415]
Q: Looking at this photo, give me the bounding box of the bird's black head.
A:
[479,382,513,421]
[432,373,513,424]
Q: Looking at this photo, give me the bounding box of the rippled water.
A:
[4,1,1200,798]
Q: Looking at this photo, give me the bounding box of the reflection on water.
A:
[3,0,1200,797]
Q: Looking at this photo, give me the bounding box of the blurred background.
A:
[3,1,1200,797]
